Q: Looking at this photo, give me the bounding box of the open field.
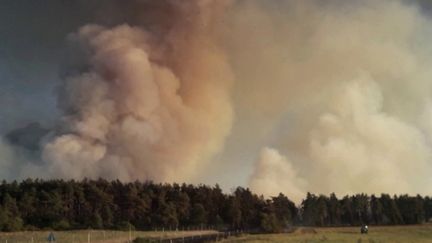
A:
[0,230,217,243]
[2,225,432,242]
[223,225,432,243]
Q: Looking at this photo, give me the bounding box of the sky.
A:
[2,0,432,202]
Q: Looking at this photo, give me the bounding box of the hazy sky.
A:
[2,0,432,201]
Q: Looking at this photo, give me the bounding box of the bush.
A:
[52,220,71,230]
[3,217,23,232]
[260,213,282,233]
[115,221,135,231]
[91,213,103,229]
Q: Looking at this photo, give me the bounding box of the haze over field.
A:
[2,0,432,202]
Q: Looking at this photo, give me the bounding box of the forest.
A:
[0,179,431,233]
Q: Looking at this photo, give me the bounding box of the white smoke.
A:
[3,0,432,200]
[245,0,432,199]
[249,147,307,203]
[308,77,432,195]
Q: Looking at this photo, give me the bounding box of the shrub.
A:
[52,220,71,230]
[115,221,135,231]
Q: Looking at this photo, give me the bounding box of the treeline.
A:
[0,179,431,233]
[0,179,296,232]
[301,192,432,227]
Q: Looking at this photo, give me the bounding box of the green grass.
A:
[0,230,217,243]
[223,224,432,243]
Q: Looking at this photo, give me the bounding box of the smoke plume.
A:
[3,0,432,199]
[249,147,307,203]
[0,139,15,179]
[6,0,234,182]
[243,0,432,201]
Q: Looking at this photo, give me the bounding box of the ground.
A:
[0,230,216,243]
[2,225,432,242]
[223,224,432,242]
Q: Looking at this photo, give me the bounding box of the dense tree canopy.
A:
[301,193,430,227]
[0,179,430,232]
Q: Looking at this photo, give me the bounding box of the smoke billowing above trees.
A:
[2,0,432,199]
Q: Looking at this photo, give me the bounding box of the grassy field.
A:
[0,230,217,243]
[223,224,432,242]
[2,225,432,242]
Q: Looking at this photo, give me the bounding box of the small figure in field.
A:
[48,232,56,242]
[360,225,368,234]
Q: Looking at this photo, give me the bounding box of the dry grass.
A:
[0,230,217,243]
[223,224,432,242]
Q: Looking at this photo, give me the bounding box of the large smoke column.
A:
[4,0,432,199]
[17,0,234,182]
[240,0,432,202]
